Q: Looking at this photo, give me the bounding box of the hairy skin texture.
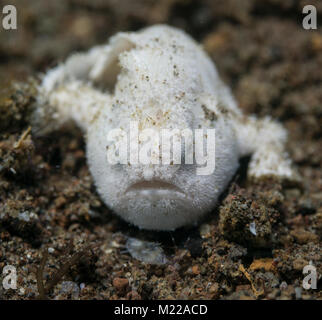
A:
[35,25,297,231]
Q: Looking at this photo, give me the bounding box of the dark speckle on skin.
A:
[202,104,217,121]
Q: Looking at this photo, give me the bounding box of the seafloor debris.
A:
[219,189,281,247]
[125,237,168,265]
[0,80,37,132]
[36,240,99,299]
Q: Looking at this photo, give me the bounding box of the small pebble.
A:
[113,277,129,294]
[60,281,80,299]
[48,247,55,253]
[295,287,302,300]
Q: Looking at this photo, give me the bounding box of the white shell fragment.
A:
[36,25,298,231]
[249,221,257,236]
[125,237,167,265]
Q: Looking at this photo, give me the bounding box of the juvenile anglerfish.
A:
[35,25,297,231]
